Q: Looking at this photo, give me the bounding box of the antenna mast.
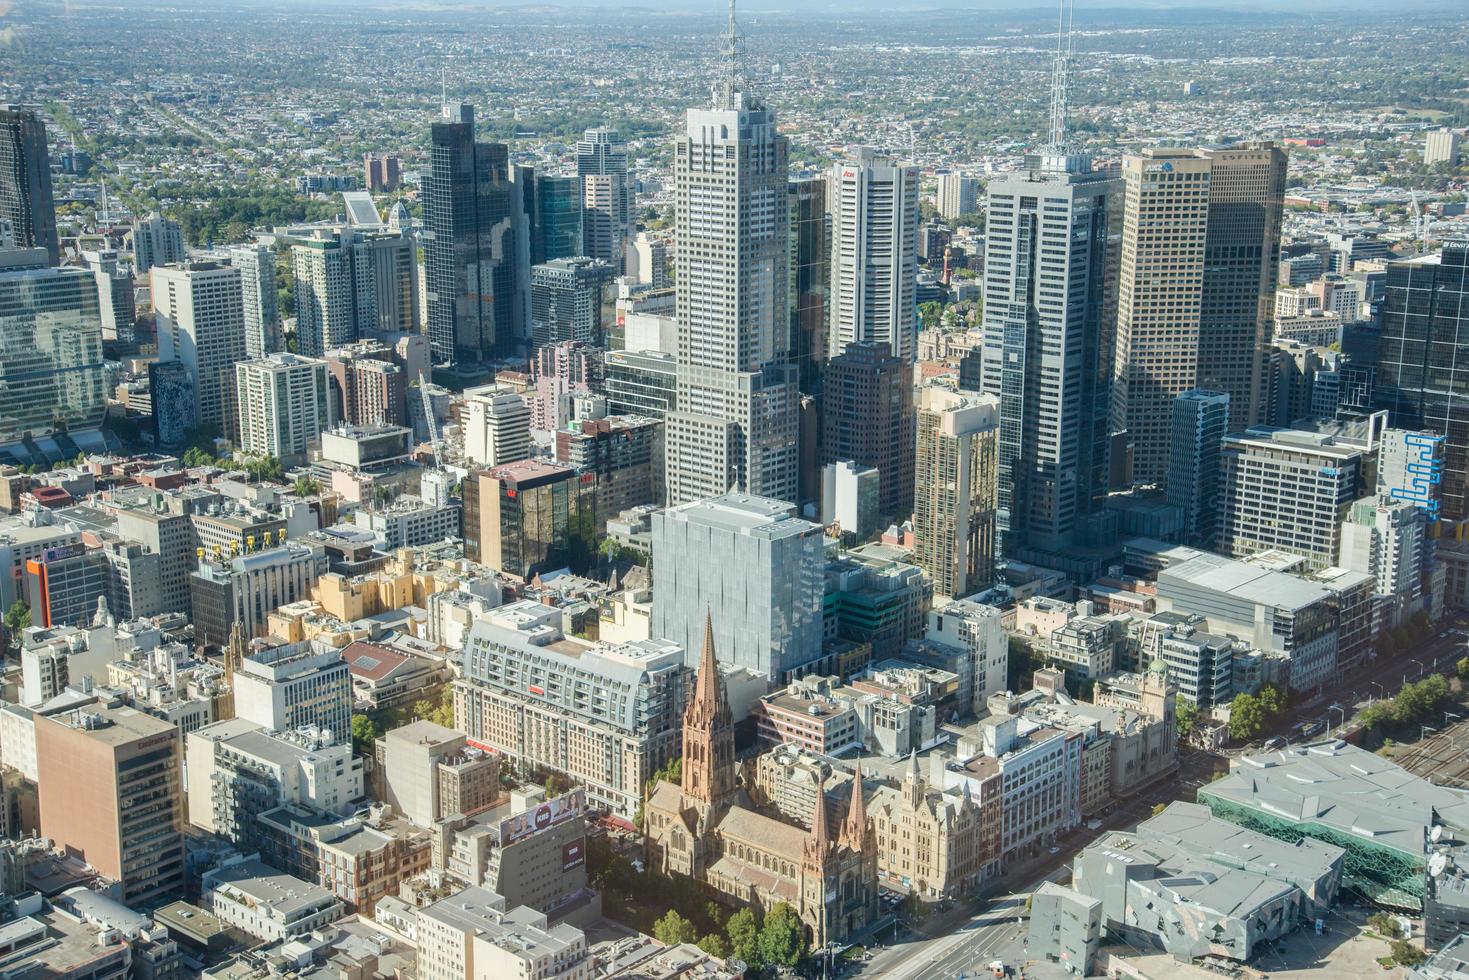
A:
[1047,0,1075,153]
[721,0,741,108]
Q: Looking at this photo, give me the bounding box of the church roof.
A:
[716,805,809,858]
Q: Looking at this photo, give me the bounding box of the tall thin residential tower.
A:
[664,1,799,505]
[978,0,1121,555]
[577,128,633,269]
[0,106,59,266]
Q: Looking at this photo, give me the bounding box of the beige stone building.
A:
[869,753,999,900]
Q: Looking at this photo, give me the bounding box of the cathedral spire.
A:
[804,779,831,868]
[689,608,723,724]
[840,758,869,852]
[681,609,736,808]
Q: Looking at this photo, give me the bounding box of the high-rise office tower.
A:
[463,386,532,468]
[664,7,799,505]
[1166,390,1230,547]
[577,128,633,270]
[130,211,186,276]
[821,341,914,520]
[530,257,614,349]
[789,178,830,392]
[1112,143,1286,484]
[0,250,108,442]
[292,238,355,356]
[352,229,419,336]
[227,244,280,357]
[913,385,1000,601]
[978,8,1121,555]
[0,106,59,266]
[1377,244,1469,522]
[935,172,979,222]
[82,247,136,347]
[529,173,584,265]
[35,703,186,908]
[235,353,331,465]
[828,149,920,363]
[153,260,248,442]
[423,104,518,364]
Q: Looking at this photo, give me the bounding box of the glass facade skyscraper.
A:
[0,106,59,266]
[0,258,107,443]
[532,174,583,265]
[1377,243,1469,523]
[423,103,518,364]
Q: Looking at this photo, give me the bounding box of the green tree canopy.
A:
[696,934,729,959]
[726,907,760,966]
[653,910,699,947]
[756,903,804,969]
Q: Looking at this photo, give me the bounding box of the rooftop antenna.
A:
[720,0,741,109]
[1046,0,1075,153]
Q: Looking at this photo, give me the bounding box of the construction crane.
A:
[418,371,442,472]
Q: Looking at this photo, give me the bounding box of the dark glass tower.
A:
[0,106,60,266]
[423,104,518,364]
[1377,243,1469,522]
[788,178,829,394]
[821,341,914,521]
[532,174,583,265]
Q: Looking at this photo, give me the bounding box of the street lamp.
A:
[1369,681,1386,704]
[1327,704,1345,736]
[1447,711,1462,730]
[1424,725,1438,743]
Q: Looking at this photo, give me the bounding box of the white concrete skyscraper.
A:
[978,0,1121,557]
[828,148,920,361]
[664,1,798,505]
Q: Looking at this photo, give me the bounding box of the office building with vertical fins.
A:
[0,106,60,266]
[828,148,920,362]
[1112,143,1286,484]
[664,5,798,505]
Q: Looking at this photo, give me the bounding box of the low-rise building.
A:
[415,885,590,980]
[202,857,344,943]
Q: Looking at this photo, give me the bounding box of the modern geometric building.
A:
[153,260,248,443]
[0,106,59,265]
[455,599,688,817]
[820,341,915,521]
[234,353,331,465]
[555,414,664,523]
[460,459,591,577]
[576,128,633,269]
[1112,143,1287,483]
[1166,390,1231,548]
[912,386,1000,600]
[828,148,920,362]
[1199,741,1469,911]
[979,154,1119,555]
[0,252,108,443]
[603,349,677,420]
[423,103,519,363]
[652,493,825,682]
[1376,245,1469,522]
[663,37,798,505]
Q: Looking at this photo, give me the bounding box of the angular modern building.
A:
[663,64,798,505]
[828,148,919,362]
[1376,245,1469,523]
[980,156,1119,554]
[652,493,825,682]
[423,104,519,363]
[0,106,59,265]
[1112,143,1287,483]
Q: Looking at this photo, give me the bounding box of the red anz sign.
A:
[528,684,546,696]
